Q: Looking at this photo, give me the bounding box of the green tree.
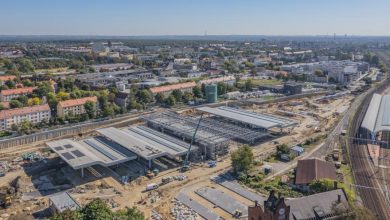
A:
[314,69,324,77]
[84,101,96,118]
[171,89,183,102]
[165,95,176,107]
[115,207,145,220]
[9,100,23,108]
[34,82,54,97]
[18,58,35,73]
[192,86,203,98]
[155,93,165,104]
[217,82,227,95]
[244,79,254,91]
[50,209,82,220]
[182,91,193,103]
[16,95,28,106]
[136,89,153,104]
[309,179,335,193]
[276,144,290,155]
[82,199,113,220]
[231,145,254,174]
[0,103,5,110]
[5,80,16,89]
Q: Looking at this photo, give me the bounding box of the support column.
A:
[81,168,84,178]
[371,131,376,144]
[148,160,152,169]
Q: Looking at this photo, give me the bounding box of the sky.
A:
[0,0,389,36]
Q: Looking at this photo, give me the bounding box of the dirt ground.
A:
[0,94,354,219]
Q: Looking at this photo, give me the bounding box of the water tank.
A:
[205,84,218,103]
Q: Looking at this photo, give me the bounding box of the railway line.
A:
[348,51,390,219]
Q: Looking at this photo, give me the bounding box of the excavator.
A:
[181,114,203,172]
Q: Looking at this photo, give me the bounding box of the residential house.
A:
[248,189,349,220]
[0,75,17,85]
[0,104,51,131]
[0,87,35,102]
[57,96,98,117]
[294,158,337,191]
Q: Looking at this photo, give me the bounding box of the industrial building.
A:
[197,106,298,132]
[361,93,390,142]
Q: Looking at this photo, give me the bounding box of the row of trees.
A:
[51,198,144,220]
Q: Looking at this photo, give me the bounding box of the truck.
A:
[145,183,159,191]
[161,176,174,185]
[208,161,217,168]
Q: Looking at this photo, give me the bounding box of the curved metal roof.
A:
[361,93,390,134]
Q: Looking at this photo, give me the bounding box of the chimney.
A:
[334,181,338,189]
[337,194,341,203]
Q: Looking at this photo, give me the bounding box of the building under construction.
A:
[141,110,272,159]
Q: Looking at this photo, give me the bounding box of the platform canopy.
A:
[47,137,137,170]
[96,126,195,160]
[197,106,298,129]
[361,93,390,134]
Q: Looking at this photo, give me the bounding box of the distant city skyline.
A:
[1,0,389,36]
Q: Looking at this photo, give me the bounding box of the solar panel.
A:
[72,150,85,157]
[64,144,73,149]
[84,139,118,161]
[54,146,64,151]
[62,152,74,160]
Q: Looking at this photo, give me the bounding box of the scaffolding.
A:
[141,111,269,159]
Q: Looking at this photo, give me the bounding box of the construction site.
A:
[0,91,354,220]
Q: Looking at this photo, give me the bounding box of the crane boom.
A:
[182,113,203,171]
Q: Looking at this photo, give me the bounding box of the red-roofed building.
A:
[149,82,197,96]
[0,87,36,102]
[0,104,51,131]
[57,96,98,117]
[0,75,17,85]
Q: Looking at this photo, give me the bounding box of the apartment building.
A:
[57,96,98,117]
[0,87,35,102]
[0,104,51,131]
[149,82,197,96]
[0,75,17,85]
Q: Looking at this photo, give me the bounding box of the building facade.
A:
[0,87,35,102]
[0,104,51,131]
[57,96,98,117]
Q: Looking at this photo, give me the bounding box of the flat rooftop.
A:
[96,126,195,160]
[47,137,137,170]
[197,106,297,129]
[49,192,80,213]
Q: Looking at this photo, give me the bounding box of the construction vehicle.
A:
[208,160,217,168]
[145,183,159,191]
[181,114,203,172]
[146,170,155,179]
[161,176,174,185]
[0,187,14,208]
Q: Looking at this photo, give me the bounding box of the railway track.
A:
[348,71,390,219]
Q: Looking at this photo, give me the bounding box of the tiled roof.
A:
[150,82,196,94]
[0,104,50,120]
[58,96,97,108]
[295,158,337,185]
[0,87,36,96]
[200,76,235,85]
[0,75,16,81]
